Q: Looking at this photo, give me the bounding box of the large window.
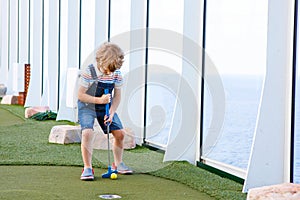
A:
[110,0,131,74]
[80,0,96,67]
[145,0,184,148]
[203,0,268,170]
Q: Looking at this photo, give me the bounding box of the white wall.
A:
[0,0,9,86]
[25,0,43,106]
[243,0,295,192]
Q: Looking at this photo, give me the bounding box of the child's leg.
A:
[81,128,95,168]
[111,129,125,166]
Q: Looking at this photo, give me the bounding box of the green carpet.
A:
[0,166,212,200]
[0,107,24,126]
[0,104,247,200]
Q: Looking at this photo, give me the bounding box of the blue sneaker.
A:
[116,162,133,174]
[80,168,94,180]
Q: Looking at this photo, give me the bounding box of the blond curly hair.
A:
[95,42,124,72]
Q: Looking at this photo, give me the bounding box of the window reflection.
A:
[145,0,184,148]
[203,0,268,169]
[110,0,131,74]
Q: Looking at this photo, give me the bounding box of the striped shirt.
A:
[79,64,123,89]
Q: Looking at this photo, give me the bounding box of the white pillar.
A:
[44,0,59,111]
[0,0,9,86]
[67,0,80,68]
[19,0,29,64]
[41,0,50,107]
[6,0,19,95]
[56,0,80,122]
[80,0,96,65]
[243,0,294,192]
[116,0,146,145]
[164,0,203,164]
[25,0,43,106]
[95,0,108,47]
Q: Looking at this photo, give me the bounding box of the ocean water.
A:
[145,74,300,183]
[203,75,263,169]
[204,75,300,183]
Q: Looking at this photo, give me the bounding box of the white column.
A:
[6,0,19,95]
[59,0,68,83]
[56,0,80,122]
[129,0,146,69]
[67,0,80,68]
[56,0,68,119]
[41,0,59,111]
[164,0,203,164]
[243,0,294,192]
[19,0,29,64]
[114,0,146,145]
[25,0,43,106]
[94,0,108,47]
[0,0,9,86]
[41,0,50,107]
[129,0,146,144]
[48,0,59,111]
[80,0,96,66]
[17,0,28,102]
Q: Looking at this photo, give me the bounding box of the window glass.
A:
[80,1,96,67]
[203,0,268,169]
[110,0,131,74]
[146,0,184,148]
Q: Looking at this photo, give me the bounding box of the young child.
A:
[77,42,132,180]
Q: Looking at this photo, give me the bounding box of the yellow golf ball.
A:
[110,173,117,180]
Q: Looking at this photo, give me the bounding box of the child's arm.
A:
[109,87,121,117]
[78,85,111,104]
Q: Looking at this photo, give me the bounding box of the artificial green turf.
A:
[150,162,246,200]
[0,104,247,200]
[0,166,212,200]
[0,105,24,126]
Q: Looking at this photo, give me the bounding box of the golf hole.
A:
[99,194,122,199]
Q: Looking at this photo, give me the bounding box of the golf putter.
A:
[102,89,118,178]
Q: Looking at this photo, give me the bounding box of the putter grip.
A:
[104,89,109,117]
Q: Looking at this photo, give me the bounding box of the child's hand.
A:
[99,94,111,104]
[104,114,113,125]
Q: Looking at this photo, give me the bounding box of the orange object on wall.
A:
[18,64,30,105]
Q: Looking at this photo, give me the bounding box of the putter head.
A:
[102,166,112,178]
[101,166,118,178]
[101,172,111,178]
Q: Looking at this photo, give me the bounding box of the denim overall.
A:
[78,65,123,133]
